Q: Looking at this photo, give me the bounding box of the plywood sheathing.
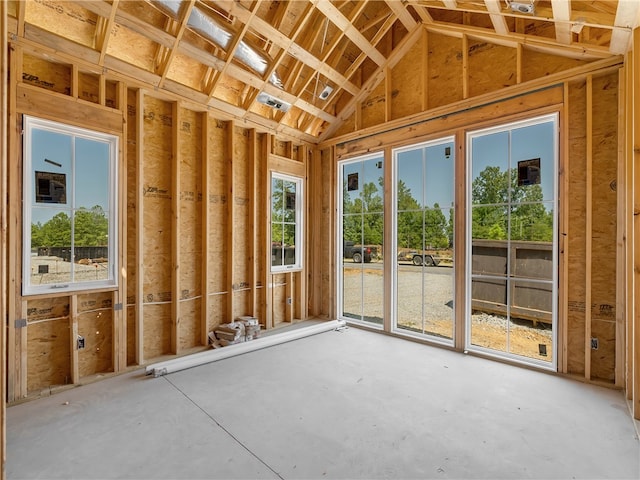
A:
[76,292,113,378]
[126,88,138,366]
[142,95,173,358]
[567,80,587,376]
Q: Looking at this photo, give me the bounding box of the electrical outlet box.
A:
[591,338,598,350]
[287,297,292,305]
[77,336,85,350]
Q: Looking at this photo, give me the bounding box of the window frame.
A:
[22,115,118,295]
[270,172,303,273]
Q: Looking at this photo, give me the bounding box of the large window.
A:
[23,116,118,295]
[271,173,303,272]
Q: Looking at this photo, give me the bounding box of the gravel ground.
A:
[342,265,554,362]
[28,255,109,285]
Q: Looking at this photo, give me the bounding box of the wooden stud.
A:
[383,146,393,332]
[422,29,428,112]
[625,53,634,400]
[201,113,211,346]
[70,295,79,384]
[516,43,523,85]
[462,34,469,100]
[585,74,593,382]
[262,134,271,329]
[385,67,392,123]
[559,82,570,373]
[171,101,180,354]
[633,27,640,420]
[71,64,79,99]
[454,130,466,350]
[135,89,144,365]
[227,121,235,324]
[616,67,626,388]
[286,272,293,322]
[1,0,7,462]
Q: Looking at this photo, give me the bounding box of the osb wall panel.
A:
[178,107,202,349]
[178,299,201,350]
[126,308,136,366]
[77,308,113,378]
[78,72,100,105]
[233,126,251,320]
[391,38,423,120]
[567,80,587,375]
[126,88,138,307]
[105,80,117,109]
[24,1,96,49]
[27,319,70,393]
[468,41,516,98]
[427,32,463,109]
[27,297,70,322]
[142,96,173,357]
[272,276,287,325]
[589,72,618,382]
[167,53,209,92]
[207,117,228,330]
[319,148,333,318]
[106,24,157,72]
[213,73,246,108]
[360,81,386,130]
[520,48,588,83]
[22,54,70,96]
[77,292,112,377]
[143,304,171,359]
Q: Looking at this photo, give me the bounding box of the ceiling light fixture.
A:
[508,1,536,14]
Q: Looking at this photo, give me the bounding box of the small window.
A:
[23,116,118,295]
[271,173,303,272]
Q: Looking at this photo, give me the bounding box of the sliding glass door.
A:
[466,114,558,368]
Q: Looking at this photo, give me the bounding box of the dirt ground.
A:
[343,265,554,363]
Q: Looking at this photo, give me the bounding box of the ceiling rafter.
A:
[95,0,119,66]
[551,0,572,45]
[609,0,640,55]
[206,0,262,98]
[319,24,424,142]
[157,0,196,88]
[385,0,418,31]
[311,0,386,66]
[484,0,509,36]
[212,0,361,96]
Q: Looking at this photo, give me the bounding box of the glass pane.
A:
[470,277,507,351]
[283,224,296,265]
[271,222,283,267]
[271,177,283,222]
[397,149,423,208]
[397,263,422,332]
[425,142,454,208]
[510,241,553,281]
[472,204,508,241]
[29,208,72,285]
[343,163,362,214]
[471,131,509,205]
[362,157,384,214]
[283,180,296,222]
[32,129,72,207]
[509,280,553,362]
[75,138,109,210]
[511,122,555,203]
[73,206,109,281]
[342,263,363,320]
[423,264,454,340]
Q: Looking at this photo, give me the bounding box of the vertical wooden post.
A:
[616,68,626,388]
[135,90,145,365]
[559,82,570,373]
[115,81,127,372]
[328,145,337,320]
[462,34,469,100]
[1,0,8,467]
[384,66,391,123]
[227,121,235,323]
[308,147,322,317]
[516,43,523,85]
[632,27,640,420]
[249,129,257,316]
[421,29,428,112]
[625,51,635,400]
[263,134,273,329]
[201,113,211,345]
[171,102,180,354]
[454,130,466,350]
[585,74,593,382]
[382,146,393,332]
[70,295,79,384]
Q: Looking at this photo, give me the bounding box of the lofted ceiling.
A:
[7,1,640,143]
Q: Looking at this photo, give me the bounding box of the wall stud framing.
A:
[585,74,593,382]
[171,101,180,354]
[135,89,145,365]
[633,27,640,419]
[201,113,211,346]
[616,67,626,388]
[227,121,236,324]
[559,82,570,373]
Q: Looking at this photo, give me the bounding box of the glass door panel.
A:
[394,138,455,342]
[467,114,558,368]
[339,154,384,326]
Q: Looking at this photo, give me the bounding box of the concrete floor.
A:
[7,325,640,479]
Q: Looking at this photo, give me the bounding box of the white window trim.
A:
[270,172,303,273]
[22,116,118,295]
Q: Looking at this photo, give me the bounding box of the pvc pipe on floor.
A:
[145,320,346,377]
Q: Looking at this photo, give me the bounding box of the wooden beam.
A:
[559,81,569,373]
[385,0,418,31]
[1,0,8,465]
[171,102,180,354]
[320,24,424,141]
[616,66,626,388]
[158,1,196,89]
[96,0,119,66]
[249,129,258,317]
[116,80,127,372]
[609,0,640,54]
[551,0,572,45]
[70,296,79,384]
[226,121,235,323]
[485,0,510,36]
[311,0,387,66]
[632,26,640,420]
[462,34,469,99]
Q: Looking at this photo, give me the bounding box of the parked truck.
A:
[343,240,379,263]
